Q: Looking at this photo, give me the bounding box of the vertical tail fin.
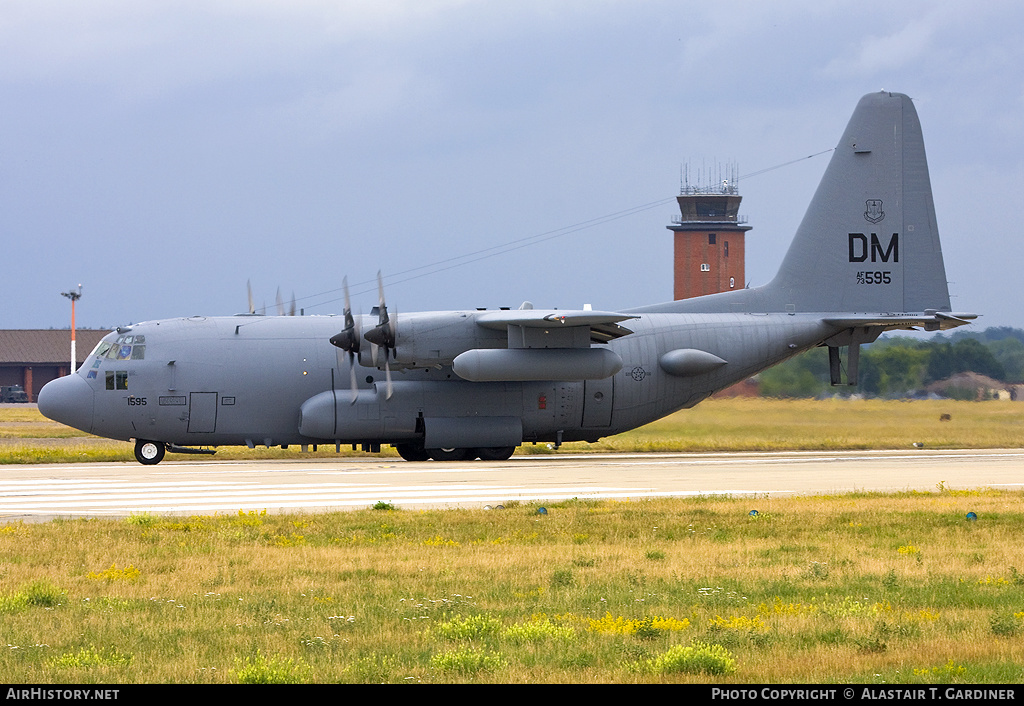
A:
[766,91,951,313]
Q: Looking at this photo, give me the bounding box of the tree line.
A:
[756,327,1024,399]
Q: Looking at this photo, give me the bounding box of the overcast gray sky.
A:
[3,0,1021,331]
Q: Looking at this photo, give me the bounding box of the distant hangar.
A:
[0,330,110,402]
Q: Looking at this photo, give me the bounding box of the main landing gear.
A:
[393,443,515,462]
[134,439,166,465]
[130,439,513,465]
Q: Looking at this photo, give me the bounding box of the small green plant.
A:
[632,616,660,640]
[806,561,830,580]
[23,580,65,607]
[550,568,574,588]
[882,569,899,589]
[638,641,737,676]
[233,651,309,684]
[856,635,888,653]
[989,612,1020,637]
[501,618,575,643]
[820,596,869,619]
[125,512,157,527]
[341,653,399,683]
[435,614,503,641]
[372,501,396,511]
[50,646,132,668]
[645,550,666,561]
[430,646,504,674]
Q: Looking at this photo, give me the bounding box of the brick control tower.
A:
[667,165,752,300]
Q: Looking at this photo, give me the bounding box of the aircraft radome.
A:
[39,92,976,465]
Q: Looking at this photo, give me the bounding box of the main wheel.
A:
[134,439,166,465]
[475,446,516,461]
[395,443,430,462]
[427,447,471,462]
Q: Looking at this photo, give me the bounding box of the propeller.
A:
[329,277,361,403]
[361,271,396,400]
[329,272,396,401]
[274,289,297,316]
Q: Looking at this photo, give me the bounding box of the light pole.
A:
[60,285,83,373]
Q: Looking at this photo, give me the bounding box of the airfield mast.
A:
[60,285,82,372]
[668,163,752,300]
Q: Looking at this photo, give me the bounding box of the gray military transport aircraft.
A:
[38,91,975,465]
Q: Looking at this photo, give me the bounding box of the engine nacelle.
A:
[356,311,506,369]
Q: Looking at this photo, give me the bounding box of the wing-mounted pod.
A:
[454,347,624,382]
[453,309,638,382]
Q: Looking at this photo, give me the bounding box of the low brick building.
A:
[0,330,110,402]
[925,372,1011,401]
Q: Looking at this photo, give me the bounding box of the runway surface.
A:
[1,449,1022,522]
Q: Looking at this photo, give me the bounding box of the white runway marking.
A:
[0,479,695,516]
[1,449,1021,520]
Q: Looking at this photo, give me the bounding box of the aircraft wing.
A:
[474,309,639,344]
[451,309,638,381]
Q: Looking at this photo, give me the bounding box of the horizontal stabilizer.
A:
[822,311,977,332]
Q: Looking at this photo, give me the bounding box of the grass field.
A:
[1,492,1023,683]
[2,399,1022,684]
[2,397,1023,464]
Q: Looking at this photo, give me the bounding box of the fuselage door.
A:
[582,376,614,428]
[187,392,218,433]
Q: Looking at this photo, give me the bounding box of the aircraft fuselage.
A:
[54,311,831,452]
[37,92,976,464]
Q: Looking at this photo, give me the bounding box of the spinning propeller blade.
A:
[361,271,395,400]
[330,273,396,401]
[328,277,363,404]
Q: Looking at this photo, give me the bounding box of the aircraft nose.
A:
[37,374,95,434]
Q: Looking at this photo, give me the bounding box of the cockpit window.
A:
[101,334,148,361]
[105,371,128,390]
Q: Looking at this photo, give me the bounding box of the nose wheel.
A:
[134,439,166,465]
